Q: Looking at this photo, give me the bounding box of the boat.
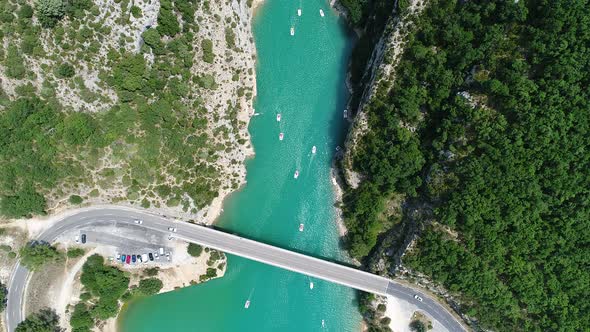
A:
[279,133,284,141]
[297,8,301,16]
[322,319,325,328]
[244,300,250,309]
[319,9,325,17]
[343,109,348,119]
[309,281,314,289]
[299,223,304,232]
[312,145,316,154]
[290,27,295,36]
[294,170,299,179]
[253,113,260,116]
[276,113,281,121]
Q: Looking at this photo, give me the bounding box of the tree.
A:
[69,303,93,332]
[141,29,165,55]
[80,255,129,319]
[19,242,61,270]
[60,113,96,145]
[156,0,180,37]
[136,278,163,296]
[0,282,7,312]
[0,188,47,218]
[409,320,425,332]
[35,0,65,28]
[16,308,61,332]
[187,243,202,257]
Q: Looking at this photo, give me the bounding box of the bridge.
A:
[6,207,466,332]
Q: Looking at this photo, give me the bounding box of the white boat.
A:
[244,300,250,309]
[279,133,284,141]
[322,319,325,328]
[343,109,348,119]
[299,223,304,232]
[294,170,299,179]
[319,9,325,17]
[276,113,281,121]
[309,281,314,289]
[253,113,260,116]
[312,145,317,154]
[290,27,295,36]
[298,8,301,16]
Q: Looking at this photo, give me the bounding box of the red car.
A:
[125,255,131,264]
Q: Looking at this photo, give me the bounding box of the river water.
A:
[120,0,360,330]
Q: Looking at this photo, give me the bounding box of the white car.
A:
[414,294,423,302]
[75,235,80,243]
[134,219,143,224]
[168,227,177,232]
[154,252,159,259]
[116,253,121,260]
[166,253,171,261]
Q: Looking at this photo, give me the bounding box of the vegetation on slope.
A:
[344,0,590,330]
[0,0,251,217]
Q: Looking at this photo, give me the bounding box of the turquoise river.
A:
[120,0,360,330]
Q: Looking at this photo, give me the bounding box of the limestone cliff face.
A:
[342,0,428,188]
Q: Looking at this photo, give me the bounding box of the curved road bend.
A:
[6,208,467,332]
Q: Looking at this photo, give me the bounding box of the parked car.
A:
[132,255,137,263]
[142,254,148,262]
[159,248,164,255]
[125,255,131,264]
[116,254,121,260]
[134,219,143,224]
[81,234,86,244]
[166,252,170,261]
[148,253,154,261]
[414,294,423,302]
[75,235,79,243]
[121,255,127,263]
[168,227,177,232]
[154,252,159,259]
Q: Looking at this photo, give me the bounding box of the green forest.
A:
[343,0,590,331]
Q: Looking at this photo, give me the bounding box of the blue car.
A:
[121,255,126,263]
[131,255,137,263]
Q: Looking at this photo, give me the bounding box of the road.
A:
[6,208,467,332]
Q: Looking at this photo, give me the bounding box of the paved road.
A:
[6,208,467,332]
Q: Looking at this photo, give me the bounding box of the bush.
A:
[35,0,66,28]
[157,0,180,37]
[409,320,425,332]
[67,248,85,258]
[19,241,61,270]
[201,39,214,63]
[144,267,159,276]
[136,278,163,296]
[187,243,202,257]
[141,29,165,55]
[56,63,75,78]
[69,195,83,204]
[130,5,141,18]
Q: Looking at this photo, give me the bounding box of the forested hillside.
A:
[343,0,590,330]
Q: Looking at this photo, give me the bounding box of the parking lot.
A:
[66,221,176,267]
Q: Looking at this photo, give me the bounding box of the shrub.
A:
[136,278,163,296]
[130,5,141,18]
[201,39,214,63]
[56,63,75,78]
[187,243,202,257]
[35,0,66,28]
[69,195,83,204]
[67,248,85,258]
[0,188,47,218]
